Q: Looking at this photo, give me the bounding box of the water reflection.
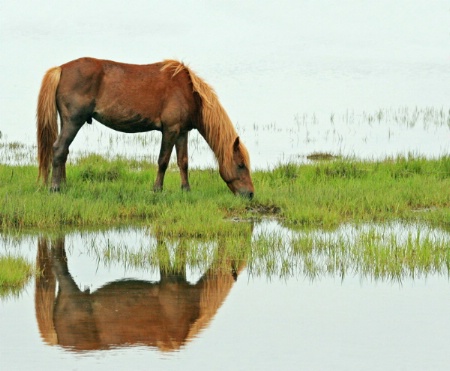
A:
[251,221,450,281]
[1,221,450,370]
[35,235,246,352]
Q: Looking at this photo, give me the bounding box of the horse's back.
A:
[57,58,196,132]
[59,57,190,94]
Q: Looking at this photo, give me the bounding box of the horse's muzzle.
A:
[238,190,254,200]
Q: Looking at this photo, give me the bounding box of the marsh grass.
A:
[256,155,450,229]
[29,221,448,283]
[0,255,33,298]
[0,155,449,230]
[250,222,450,281]
[83,224,253,275]
[1,220,448,300]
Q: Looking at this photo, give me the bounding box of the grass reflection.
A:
[251,222,450,281]
[0,255,33,298]
[84,223,253,275]
[1,219,449,303]
[78,221,450,283]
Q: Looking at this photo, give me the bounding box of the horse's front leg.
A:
[154,130,178,192]
[175,132,190,191]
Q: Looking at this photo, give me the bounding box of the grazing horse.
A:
[35,236,246,352]
[36,58,254,198]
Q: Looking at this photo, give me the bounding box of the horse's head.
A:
[220,137,254,199]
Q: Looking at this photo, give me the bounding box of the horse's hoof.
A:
[181,185,191,192]
[50,186,60,193]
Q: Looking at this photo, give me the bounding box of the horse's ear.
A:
[233,137,240,152]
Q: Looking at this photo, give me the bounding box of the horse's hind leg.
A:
[51,119,83,192]
[175,132,190,191]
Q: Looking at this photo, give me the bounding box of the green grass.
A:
[0,154,449,231]
[0,255,33,298]
[257,155,450,229]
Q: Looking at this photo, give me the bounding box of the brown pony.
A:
[35,236,246,352]
[37,58,254,198]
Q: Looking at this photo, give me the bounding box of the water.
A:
[1,2,450,369]
[1,1,449,169]
[1,223,450,370]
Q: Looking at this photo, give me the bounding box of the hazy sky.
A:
[1,0,449,144]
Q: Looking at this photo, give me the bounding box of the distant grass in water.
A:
[0,154,449,231]
[306,152,338,161]
[0,255,33,298]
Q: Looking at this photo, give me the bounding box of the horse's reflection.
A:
[35,236,246,352]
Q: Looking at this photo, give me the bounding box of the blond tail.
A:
[37,67,61,183]
[35,238,58,345]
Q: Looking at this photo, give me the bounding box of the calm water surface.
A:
[1,223,450,371]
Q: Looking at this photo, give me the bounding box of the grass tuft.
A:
[0,255,33,298]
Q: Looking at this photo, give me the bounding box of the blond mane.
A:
[161,60,250,178]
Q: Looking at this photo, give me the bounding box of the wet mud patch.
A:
[246,202,281,215]
[306,152,338,161]
[227,202,281,223]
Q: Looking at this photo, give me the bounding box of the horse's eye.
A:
[238,163,246,169]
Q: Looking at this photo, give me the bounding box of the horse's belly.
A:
[92,111,162,133]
